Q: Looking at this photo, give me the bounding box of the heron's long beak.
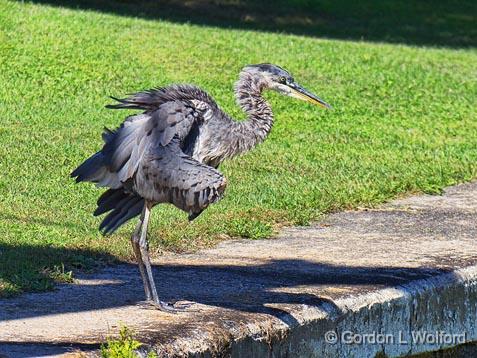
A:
[289,83,332,109]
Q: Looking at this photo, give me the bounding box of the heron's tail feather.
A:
[70,152,104,183]
[71,148,121,188]
[96,189,144,235]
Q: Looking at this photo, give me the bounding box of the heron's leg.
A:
[138,203,194,313]
[138,203,161,305]
[131,208,152,301]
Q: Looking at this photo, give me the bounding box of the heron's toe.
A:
[150,300,198,313]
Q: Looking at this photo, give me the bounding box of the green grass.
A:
[0,0,476,296]
[101,326,158,358]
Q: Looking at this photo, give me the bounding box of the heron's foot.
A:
[147,299,198,313]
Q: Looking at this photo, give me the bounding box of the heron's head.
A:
[243,63,332,109]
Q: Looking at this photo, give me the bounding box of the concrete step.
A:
[1,182,477,357]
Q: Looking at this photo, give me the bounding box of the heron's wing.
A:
[101,100,198,184]
[71,93,221,233]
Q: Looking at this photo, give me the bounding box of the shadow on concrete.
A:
[0,243,450,320]
[0,242,453,355]
[0,342,99,358]
[18,0,477,48]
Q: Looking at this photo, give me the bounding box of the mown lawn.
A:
[0,0,476,296]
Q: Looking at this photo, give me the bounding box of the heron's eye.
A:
[278,76,287,84]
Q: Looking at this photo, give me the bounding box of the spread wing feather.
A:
[71,89,226,233]
[100,101,196,184]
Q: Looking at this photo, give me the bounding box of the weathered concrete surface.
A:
[1,182,477,357]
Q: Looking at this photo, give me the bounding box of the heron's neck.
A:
[228,72,274,156]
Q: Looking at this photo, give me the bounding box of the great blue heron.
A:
[71,64,331,312]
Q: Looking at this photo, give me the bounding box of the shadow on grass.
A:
[20,0,477,48]
[0,242,117,297]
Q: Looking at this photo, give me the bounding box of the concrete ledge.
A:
[1,182,477,357]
